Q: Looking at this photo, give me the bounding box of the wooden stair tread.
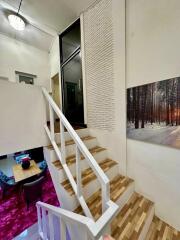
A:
[47,135,95,149]
[52,146,106,170]
[111,192,154,240]
[145,216,180,240]
[74,174,134,221]
[61,159,118,196]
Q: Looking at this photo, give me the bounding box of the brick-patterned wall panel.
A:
[83,0,115,130]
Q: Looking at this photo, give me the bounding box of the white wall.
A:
[0,33,50,90]
[48,36,62,120]
[0,80,49,156]
[49,36,60,80]
[126,0,180,230]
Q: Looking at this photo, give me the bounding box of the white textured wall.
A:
[83,0,115,130]
[0,81,48,156]
[126,0,180,230]
[82,0,126,174]
[0,34,50,90]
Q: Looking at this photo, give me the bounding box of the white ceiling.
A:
[0,5,54,51]
[0,0,96,51]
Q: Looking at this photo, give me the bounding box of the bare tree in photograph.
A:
[141,85,148,128]
[134,87,140,129]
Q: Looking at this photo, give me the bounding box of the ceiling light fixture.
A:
[8,14,25,31]
[8,0,25,31]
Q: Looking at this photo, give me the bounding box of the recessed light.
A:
[8,14,25,31]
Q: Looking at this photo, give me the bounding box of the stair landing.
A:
[111,192,154,240]
[145,216,180,240]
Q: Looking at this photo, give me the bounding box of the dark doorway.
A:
[59,19,84,126]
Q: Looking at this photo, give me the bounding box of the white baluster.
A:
[60,120,66,164]
[49,103,55,141]
[49,212,54,240]
[102,183,110,213]
[76,146,82,197]
[60,218,66,240]
[42,208,48,239]
[37,206,42,235]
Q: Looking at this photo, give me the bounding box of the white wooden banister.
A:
[42,87,110,211]
[41,87,119,239]
[37,200,118,240]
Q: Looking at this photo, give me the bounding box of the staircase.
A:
[36,88,179,240]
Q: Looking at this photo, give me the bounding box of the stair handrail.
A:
[37,200,118,240]
[42,87,119,238]
[42,87,112,215]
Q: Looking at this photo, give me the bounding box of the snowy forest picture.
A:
[127,77,180,149]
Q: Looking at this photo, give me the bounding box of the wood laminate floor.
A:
[111,192,154,240]
[145,216,180,240]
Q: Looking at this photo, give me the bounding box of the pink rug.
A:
[0,172,59,240]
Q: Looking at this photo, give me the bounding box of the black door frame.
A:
[59,18,86,127]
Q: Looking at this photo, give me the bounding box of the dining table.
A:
[13,160,41,183]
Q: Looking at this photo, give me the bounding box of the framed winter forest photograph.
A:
[127,77,180,149]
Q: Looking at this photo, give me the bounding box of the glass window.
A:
[61,20,81,63]
[60,19,84,125]
[15,71,36,85]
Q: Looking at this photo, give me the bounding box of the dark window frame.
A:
[15,71,37,85]
[59,18,83,119]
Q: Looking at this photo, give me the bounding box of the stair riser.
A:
[45,152,76,211]
[83,164,119,198]
[82,164,119,199]
[115,182,135,209]
[66,138,98,157]
[64,164,119,209]
[49,138,98,162]
[43,147,51,164]
[45,156,62,205]
[57,150,108,182]
[55,128,90,144]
